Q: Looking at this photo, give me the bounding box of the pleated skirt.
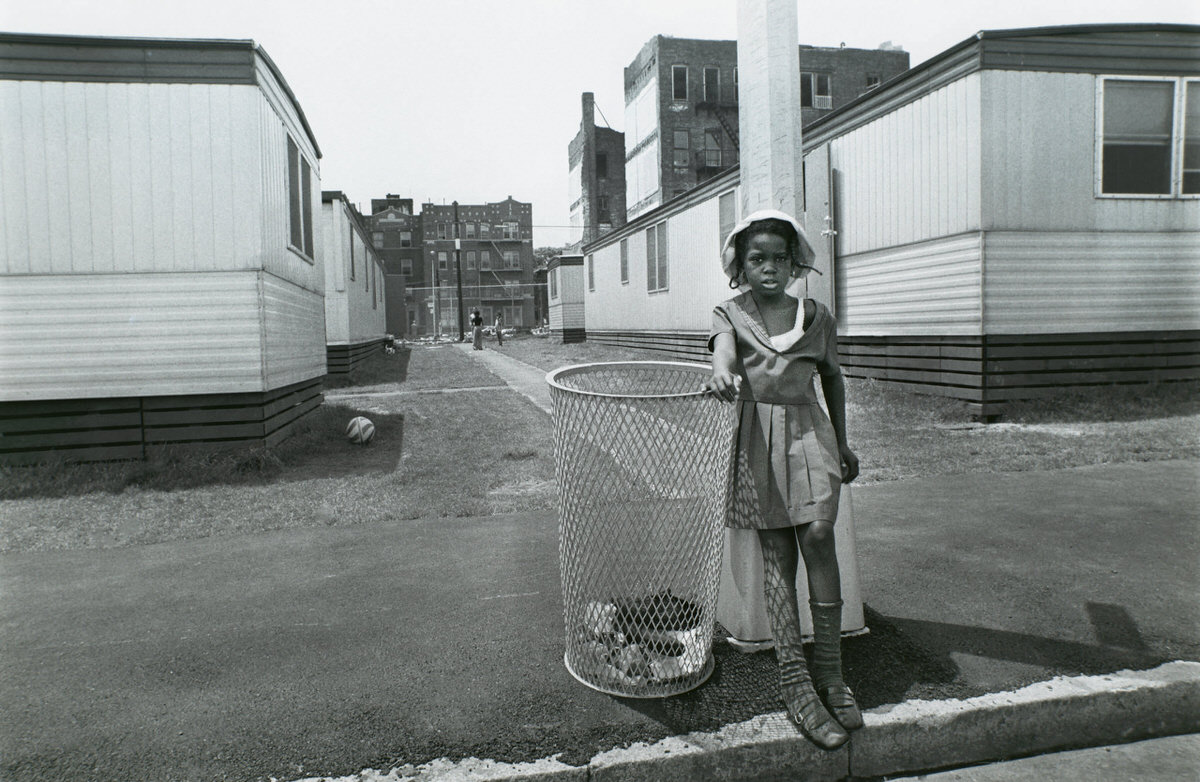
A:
[725,400,842,529]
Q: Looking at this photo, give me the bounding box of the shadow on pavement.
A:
[618,604,1171,738]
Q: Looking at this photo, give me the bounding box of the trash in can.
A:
[546,361,736,697]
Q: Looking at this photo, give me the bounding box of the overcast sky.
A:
[4,1,1198,246]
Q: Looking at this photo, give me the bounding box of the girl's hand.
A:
[839,443,859,483]
[704,370,741,403]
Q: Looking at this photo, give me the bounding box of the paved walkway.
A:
[454,342,553,413]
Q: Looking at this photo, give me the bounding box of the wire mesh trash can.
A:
[547,362,737,697]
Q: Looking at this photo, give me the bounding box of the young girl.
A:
[705,209,861,751]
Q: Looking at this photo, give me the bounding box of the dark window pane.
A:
[301,158,313,256]
[287,138,302,249]
[1103,80,1173,194]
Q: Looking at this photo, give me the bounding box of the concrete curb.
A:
[293,661,1200,781]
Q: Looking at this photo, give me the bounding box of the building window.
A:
[865,74,881,91]
[596,153,608,179]
[399,230,412,247]
[437,251,448,271]
[349,231,357,281]
[704,67,719,103]
[401,258,412,275]
[481,250,491,270]
[734,67,738,101]
[587,254,595,291]
[480,223,490,239]
[801,72,832,109]
[619,238,629,284]
[705,130,722,168]
[371,262,377,309]
[465,222,476,238]
[434,223,446,240]
[466,250,476,270]
[672,130,690,167]
[597,195,610,223]
[673,64,688,101]
[1099,77,1199,196]
[503,250,520,269]
[372,231,384,249]
[646,221,669,293]
[286,136,314,259]
[502,221,519,239]
[549,268,558,299]
[718,190,736,253]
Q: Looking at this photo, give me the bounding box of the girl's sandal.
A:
[782,682,850,750]
[818,682,864,731]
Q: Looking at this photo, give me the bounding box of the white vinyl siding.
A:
[586,193,731,334]
[983,231,1200,334]
[0,79,323,294]
[836,233,982,336]
[0,272,264,401]
[981,71,1199,231]
[830,73,982,256]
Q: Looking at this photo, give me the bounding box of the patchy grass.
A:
[2,334,1196,552]
[0,402,404,501]
[321,346,412,389]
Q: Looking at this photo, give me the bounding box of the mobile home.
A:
[583,24,1200,417]
[0,33,326,462]
[320,191,388,373]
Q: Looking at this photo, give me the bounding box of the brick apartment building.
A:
[624,35,910,218]
[568,92,627,248]
[420,196,536,334]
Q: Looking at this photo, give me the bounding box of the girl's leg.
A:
[758,526,848,750]
[797,521,863,730]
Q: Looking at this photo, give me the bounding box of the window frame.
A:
[286,135,315,262]
[549,267,558,300]
[1095,75,1200,199]
[704,66,720,103]
[587,254,595,292]
[645,220,669,293]
[672,64,688,102]
[619,238,629,285]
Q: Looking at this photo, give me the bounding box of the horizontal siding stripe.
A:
[983,231,1200,334]
[0,271,266,401]
[838,233,983,336]
[262,272,326,391]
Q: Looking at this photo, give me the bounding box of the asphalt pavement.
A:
[1,346,1197,782]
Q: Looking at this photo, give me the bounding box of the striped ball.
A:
[345,416,376,445]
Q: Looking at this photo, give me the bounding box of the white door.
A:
[801,142,837,315]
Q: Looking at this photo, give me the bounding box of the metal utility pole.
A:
[454,201,465,342]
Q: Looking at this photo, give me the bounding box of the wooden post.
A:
[717,0,864,646]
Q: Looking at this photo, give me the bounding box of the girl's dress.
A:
[710,291,843,529]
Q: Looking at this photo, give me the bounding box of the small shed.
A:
[320,191,388,373]
[0,33,326,463]
[581,24,1200,417]
[547,254,586,343]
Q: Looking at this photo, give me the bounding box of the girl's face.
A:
[742,232,792,296]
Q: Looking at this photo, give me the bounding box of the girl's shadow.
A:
[620,602,1169,735]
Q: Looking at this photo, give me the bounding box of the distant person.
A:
[704,210,860,752]
[494,311,504,346]
[471,309,484,350]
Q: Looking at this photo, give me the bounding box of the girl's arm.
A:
[820,369,859,483]
[705,332,741,402]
